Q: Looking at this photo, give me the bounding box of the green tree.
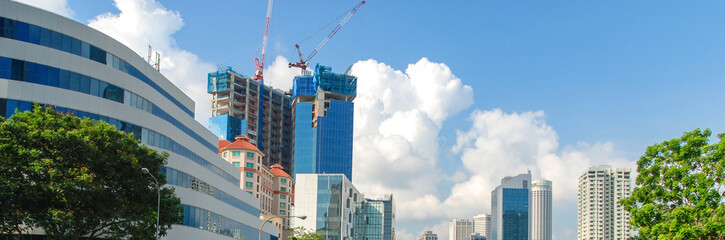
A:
[0,105,183,239]
[621,128,725,240]
[288,227,325,240]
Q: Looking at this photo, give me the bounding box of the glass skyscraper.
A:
[490,172,531,240]
[292,64,356,180]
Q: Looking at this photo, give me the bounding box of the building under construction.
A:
[207,67,294,173]
[292,64,357,180]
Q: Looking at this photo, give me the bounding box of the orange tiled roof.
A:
[218,139,232,153]
[270,163,291,178]
[219,135,261,153]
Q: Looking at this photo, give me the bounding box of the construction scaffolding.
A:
[313,64,357,97]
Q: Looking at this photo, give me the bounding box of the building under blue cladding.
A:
[292,64,356,180]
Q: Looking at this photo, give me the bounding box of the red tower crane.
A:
[253,0,274,81]
[288,1,366,72]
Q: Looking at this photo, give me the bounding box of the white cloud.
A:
[350,58,474,220]
[263,55,298,92]
[13,0,74,18]
[87,0,215,126]
[349,57,635,237]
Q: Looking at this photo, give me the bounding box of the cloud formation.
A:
[14,0,74,18]
[263,55,298,92]
[87,0,215,126]
[350,59,636,238]
[350,58,474,220]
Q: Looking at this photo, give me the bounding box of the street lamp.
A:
[259,215,307,240]
[141,167,160,240]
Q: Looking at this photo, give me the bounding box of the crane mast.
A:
[253,0,273,152]
[254,0,273,81]
[289,1,366,71]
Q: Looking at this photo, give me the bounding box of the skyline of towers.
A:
[577,165,632,240]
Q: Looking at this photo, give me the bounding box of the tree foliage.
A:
[0,105,183,239]
[621,128,725,240]
[288,227,325,240]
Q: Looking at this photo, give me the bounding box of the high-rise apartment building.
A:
[418,231,438,240]
[0,1,279,238]
[577,166,631,240]
[530,179,552,240]
[490,172,531,240]
[473,213,491,239]
[218,135,293,229]
[449,219,474,240]
[294,174,363,240]
[208,67,294,174]
[292,65,356,180]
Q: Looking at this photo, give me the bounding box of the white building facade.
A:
[293,174,363,240]
[530,179,552,240]
[473,213,491,239]
[0,1,277,239]
[449,219,473,240]
[577,166,632,240]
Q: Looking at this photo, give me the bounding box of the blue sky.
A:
[24,0,725,239]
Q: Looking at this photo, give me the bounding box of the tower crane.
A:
[288,1,366,72]
[253,0,274,81]
[253,0,273,152]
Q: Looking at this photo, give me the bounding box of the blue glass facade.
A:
[292,75,316,99]
[293,65,356,180]
[209,114,247,142]
[181,205,277,240]
[0,56,217,153]
[501,188,529,240]
[316,175,344,240]
[0,16,195,117]
[353,201,384,240]
[315,100,354,180]
[293,101,316,174]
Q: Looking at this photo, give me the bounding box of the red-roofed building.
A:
[219,135,293,231]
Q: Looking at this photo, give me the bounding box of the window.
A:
[280,202,285,207]
[281,178,287,183]
[280,195,286,199]
[232,151,241,156]
[279,210,285,215]
[245,172,253,178]
[246,152,254,158]
[245,182,253,187]
[246,163,254,168]
[232,162,240,167]
[280,187,286,192]
[223,152,227,157]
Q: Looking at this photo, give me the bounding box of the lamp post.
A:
[259,215,307,240]
[141,167,160,240]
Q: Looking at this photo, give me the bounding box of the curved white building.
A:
[0,1,277,239]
